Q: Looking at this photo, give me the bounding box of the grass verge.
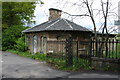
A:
[6,49,119,71]
[7,49,46,61]
[6,49,91,71]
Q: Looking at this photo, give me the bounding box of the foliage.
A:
[116,33,120,40]
[30,53,46,61]
[117,44,120,53]
[2,2,36,30]
[2,25,28,50]
[7,49,119,71]
[2,2,38,51]
[14,36,27,52]
[2,25,23,50]
[7,49,46,61]
[105,51,120,59]
[115,34,120,55]
[7,49,31,56]
[46,53,91,71]
[7,49,90,71]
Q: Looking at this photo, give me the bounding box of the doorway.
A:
[33,35,38,54]
[42,36,47,54]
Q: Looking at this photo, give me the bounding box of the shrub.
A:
[14,36,27,52]
[2,25,28,51]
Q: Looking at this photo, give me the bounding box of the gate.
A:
[76,40,91,66]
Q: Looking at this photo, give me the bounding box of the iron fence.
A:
[91,39,120,59]
[46,38,120,70]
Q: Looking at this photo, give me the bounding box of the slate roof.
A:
[22,18,92,33]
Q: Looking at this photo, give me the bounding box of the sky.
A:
[33,0,120,33]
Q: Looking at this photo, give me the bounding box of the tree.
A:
[56,0,118,57]
[98,0,109,57]
[14,36,27,52]
[2,1,43,50]
[2,25,28,50]
[2,2,36,30]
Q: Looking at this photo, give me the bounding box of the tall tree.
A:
[2,2,36,30]
[56,0,117,57]
[99,0,109,57]
[2,2,42,50]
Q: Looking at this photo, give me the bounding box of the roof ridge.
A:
[66,19,90,31]
[45,18,61,29]
[63,19,73,29]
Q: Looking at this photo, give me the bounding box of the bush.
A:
[14,36,27,52]
[2,25,29,51]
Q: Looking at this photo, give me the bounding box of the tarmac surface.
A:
[1,51,119,80]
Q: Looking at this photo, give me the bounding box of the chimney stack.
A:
[49,8,62,21]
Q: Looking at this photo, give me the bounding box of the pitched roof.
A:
[22,18,92,33]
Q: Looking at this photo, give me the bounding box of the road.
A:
[1,51,119,79]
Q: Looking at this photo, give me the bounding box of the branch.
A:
[62,11,90,17]
[101,0,106,19]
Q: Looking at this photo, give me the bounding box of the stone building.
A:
[22,8,93,54]
[22,8,116,54]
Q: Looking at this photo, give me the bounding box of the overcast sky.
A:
[33,0,119,33]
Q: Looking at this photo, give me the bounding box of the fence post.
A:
[112,39,114,58]
[105,39,108,58]
[98,39,100,57]
[89,39,92,66]
[96,38,98,57]
[65,37,73,66]
[116,40,118,59]
[76,40,79,63]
